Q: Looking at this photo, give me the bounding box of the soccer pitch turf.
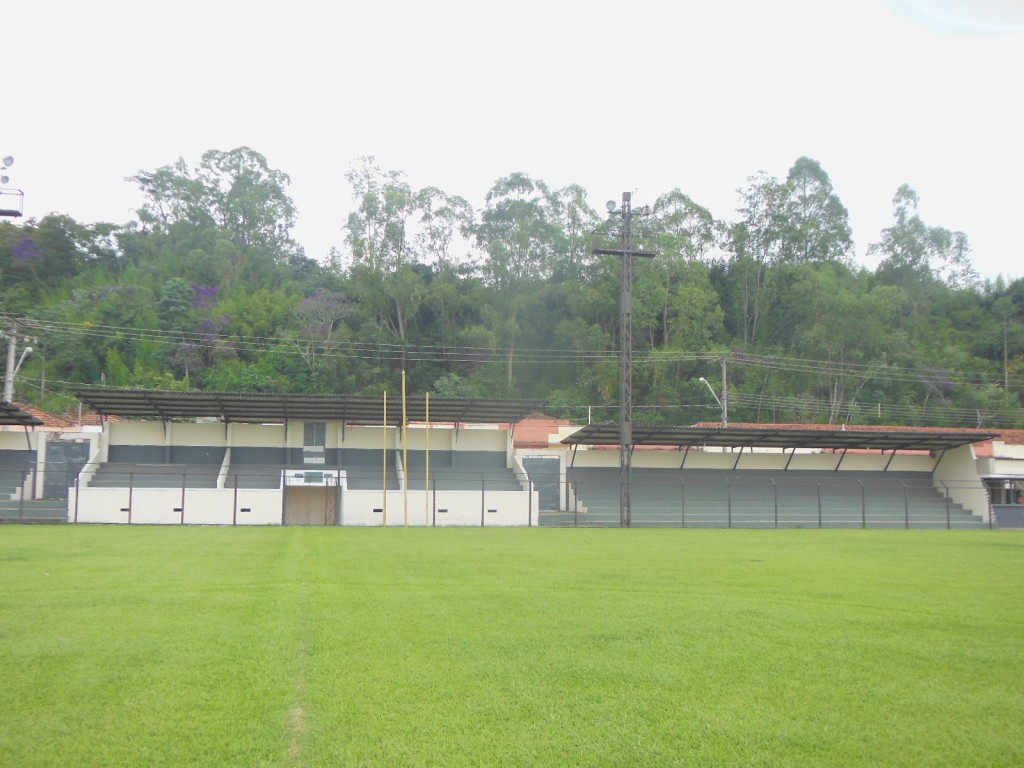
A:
[1,526,1022,767]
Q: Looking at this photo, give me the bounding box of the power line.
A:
[7,312,1021,393]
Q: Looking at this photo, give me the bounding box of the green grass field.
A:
[1,527,1022,767]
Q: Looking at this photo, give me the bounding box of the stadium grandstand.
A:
[1,390,1024,527]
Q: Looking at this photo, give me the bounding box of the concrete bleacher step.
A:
[89,464,220,489]
[0,499,67,522]
[404,464,524,492]
[562,466,986,529]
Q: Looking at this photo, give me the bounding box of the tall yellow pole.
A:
[402,370,408,527]
[383,390,388,527]
[425,392,431,526]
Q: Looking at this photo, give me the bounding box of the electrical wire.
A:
[6,311,1021,422]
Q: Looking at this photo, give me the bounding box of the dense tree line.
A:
[2,147,1022,428]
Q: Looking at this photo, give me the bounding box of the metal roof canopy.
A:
[561,422,999,453]
[71,387,542,426]
[0,402,43,427]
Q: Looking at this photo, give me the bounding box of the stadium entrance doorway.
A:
[283,486,337,525]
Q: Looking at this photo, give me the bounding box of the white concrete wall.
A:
[431,489,537,527]
[233,490,285,524]
[340,490,404,526]
[347,423,509,453]
[990,441,1024,460]
[932,445,991,521]
[108,421,165,447]
[338,488,537,526]
[978,458,1024,478]
[0,431,39,450]
[450,427,509,452]
[229,423,286,447]
[166,422,226,446]
[336,425,394,450]
[401,424,455,452]
[69,486,282,525]
[69,487,132,523]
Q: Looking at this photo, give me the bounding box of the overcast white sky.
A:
[5,0,1023,280]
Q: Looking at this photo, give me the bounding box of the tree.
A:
[131,147,301,269]
[724,172,789,343]
[647,190,722,347]
[475,173,561,288]
[104,346,132,387]
[130,158,214,233]
[196,147,300,263]
[783,157,853,264]
[791,265,907,423]
[283,290,353,384]
[723,159,853,345]
[343,156,414,272]
[653,189,719,263]
[157,278,196,334]
[411,186,475,270]
[545,184,601,282]
[871,184,978,290]
[992,290,1024,395]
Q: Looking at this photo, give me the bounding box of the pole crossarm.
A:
[592,247,656,258]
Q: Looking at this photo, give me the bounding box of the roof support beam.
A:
[884,449,898,472]
[834,447,848,472]
[731,445,745,470]
[679,444,691,470]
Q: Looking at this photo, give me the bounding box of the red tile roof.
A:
[15,404,74,429]
[692,421,1000,435]
[513,416,574,448]
[975,429,1024,457]
[14,403,112,429]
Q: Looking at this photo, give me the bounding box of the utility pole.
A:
[721,355,729,428]
[2,317,33,403]
[3,321,16,402]
[594,192,655,527]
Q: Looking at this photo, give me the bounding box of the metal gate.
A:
[44,440,91,500]
[283,486,338,525]
[523,456,561,510]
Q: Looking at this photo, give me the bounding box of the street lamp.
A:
[699,376,727,427]
[3,344,31,403]
[15,346,33,375]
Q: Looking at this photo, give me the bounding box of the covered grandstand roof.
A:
[0,402,44,427]
[71,387,542,426]
[561,422,1000,453]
